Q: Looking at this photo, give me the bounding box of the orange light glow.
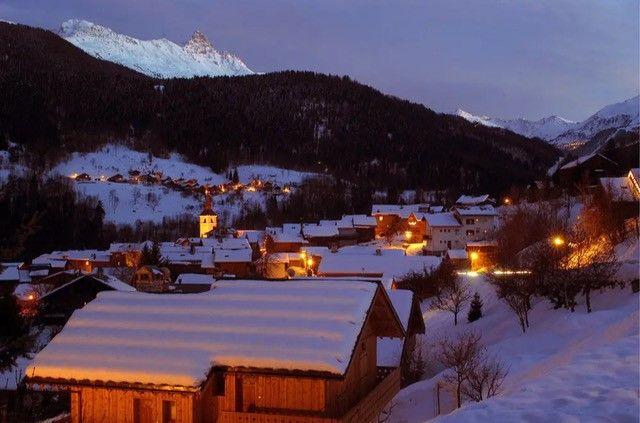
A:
[470,251,479,261]
[306,258,314,267]
[552,236,565,247]
[404,231,412,241]
[503,197,511,205]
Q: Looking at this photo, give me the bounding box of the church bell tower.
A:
[199,189,218,238]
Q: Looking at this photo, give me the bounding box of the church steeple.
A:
[199,189,217,238]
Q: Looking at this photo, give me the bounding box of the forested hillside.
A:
[0,22,558,195]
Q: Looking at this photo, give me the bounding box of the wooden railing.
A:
[216,369,401,423]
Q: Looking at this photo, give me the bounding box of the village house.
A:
[452,205,498,241]
[455,194,493,207]
[31,250,111,274]
[173,273,216,293]
[26,280,405,423]
[466,240,499,271]
[202,248,253,278]
[371,204,429,238]
[303,223,340,248]
[403,213,427,244]
[108,242,147,268]
[264,226,309,253]
[445,249,470,269]
[423,213,464,254]
[131,265,171,292]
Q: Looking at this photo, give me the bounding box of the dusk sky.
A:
[2,0,638,121]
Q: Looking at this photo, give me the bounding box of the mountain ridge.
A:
[59,19,254,78]
[457,96,639,150]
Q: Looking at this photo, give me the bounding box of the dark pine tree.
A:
[467,292,484,323]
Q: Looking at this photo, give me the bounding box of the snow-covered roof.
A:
[386,289,414,332]
[175,273,215,285]
[371,204,428,218]
[599,177,635,202]
[302,247,331,257]
[237,229,265,243]
[0,262,21,282]
[26,280,384,387]
[213,248,252,263]
[108,242,143,253]
[341,214,377,227]
[456,194,490,206]
[455,205,498,217]
[318,254,441,279]
[446,249,469,260]
[266,227,308,244]
[424,212,461,227]
[303,224,339,238]
[39,274,135,301]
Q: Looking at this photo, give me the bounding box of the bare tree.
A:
[462,354,509,402]
[489,274,535,333]
[131,187,142,206]
[430,273,471,326]
[438,332,482,408]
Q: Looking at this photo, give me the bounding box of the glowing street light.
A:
[306,257,314,267]
[503,197,512,205]
[470,251,479,261]
[404,231,412,241]
[552,236,565,247]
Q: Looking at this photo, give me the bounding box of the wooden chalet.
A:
[131,266,171,292]
[264,227,309,254]
[377,289,426,386]
[26,280,405,423]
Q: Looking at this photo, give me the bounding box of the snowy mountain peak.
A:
[457,96,638,149]
[185,30,215,55]
[59,19,254,78]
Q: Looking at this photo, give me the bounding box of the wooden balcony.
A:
[217,368,400,423]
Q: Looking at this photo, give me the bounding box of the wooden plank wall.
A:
[324,320,378,417]
[72,386,195,423]
[217,373,325,413]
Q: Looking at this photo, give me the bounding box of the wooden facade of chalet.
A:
[263,235,307,254]
[131,266,171,292]
[403,213,426,243]
[373,213,401,238]
[29,286,404,423]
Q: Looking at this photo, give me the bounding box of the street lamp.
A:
[552,236,565,247]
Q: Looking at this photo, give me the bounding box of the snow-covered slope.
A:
[457,96,639,149]
[552,95,639,148]
[390,271,639,422]
[60,19,254,78]
[49,144,316,225]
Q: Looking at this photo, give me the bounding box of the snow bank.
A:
[389,275,639,422]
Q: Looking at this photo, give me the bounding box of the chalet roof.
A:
[213,248,252,263]
[341,214,377,227]
[371,204,428,218]
[303,224,339,238]
[0,262,21,282]
[237,229,265,244]
[454,205,498,217]
[424,212,461,227]
[266,227,308,244]
[446,249,468,260]
[386,289,414,333]
[26,280,397,388]
[175,273,215,285]
[599,176,635,202]
[456,194,490,206]
[318,254,441,280]
[39,273,135,301]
